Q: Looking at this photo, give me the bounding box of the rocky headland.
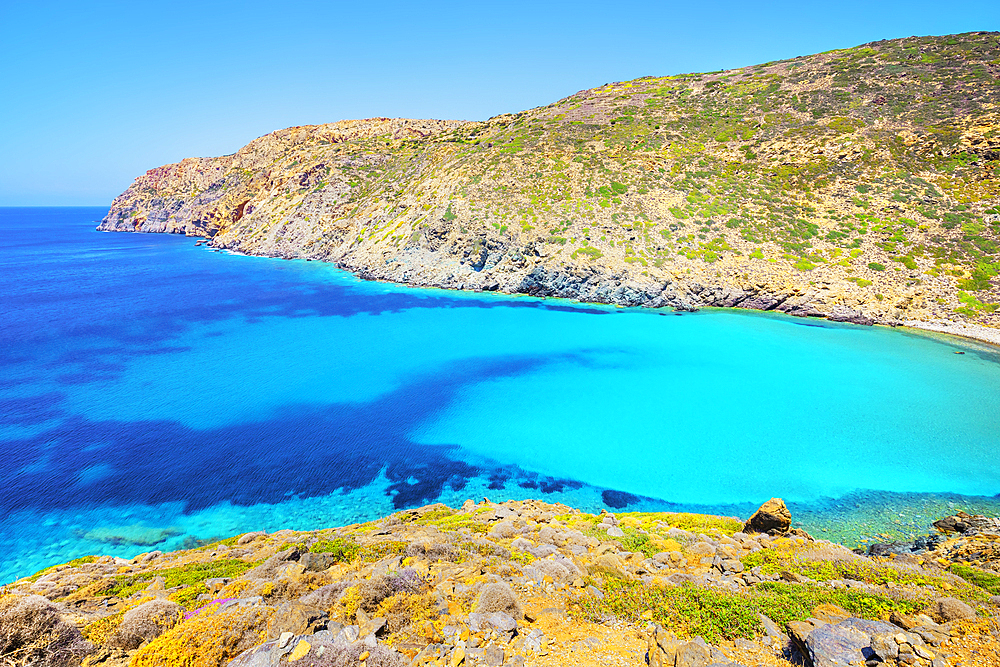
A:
[97,33,1000,342]
[3,499,999,667]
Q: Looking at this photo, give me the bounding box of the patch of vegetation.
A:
[950,564,1000,595]
[572,246,603,260]
[572,580,924,643]
[620,512,743,534]
[82,611,125,645]
[25,555,96,582]
[309,537,361,562]
[358,541,410,562]
[89,559,257,603]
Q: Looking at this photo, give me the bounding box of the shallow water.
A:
[2,207,999,583]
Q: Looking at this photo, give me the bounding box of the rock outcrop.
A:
[743,498,793,536]
[2,501,999,667]
[98,33,1000,337]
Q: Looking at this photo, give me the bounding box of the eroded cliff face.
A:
[101,33,1000,330]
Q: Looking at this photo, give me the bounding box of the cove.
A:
[1,207,999,584]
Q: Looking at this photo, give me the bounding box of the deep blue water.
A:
[2,207,1000,583]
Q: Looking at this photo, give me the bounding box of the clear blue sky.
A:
[1,0,997,205]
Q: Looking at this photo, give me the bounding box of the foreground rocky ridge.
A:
[99,33,1000,335]
[3,500,999,667]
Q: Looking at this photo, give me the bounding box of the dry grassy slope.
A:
[100,32,1000,329]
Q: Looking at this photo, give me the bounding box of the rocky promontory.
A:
[3,499,999,667]
[98,33,1000,340]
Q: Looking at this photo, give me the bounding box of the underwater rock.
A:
[78,524,180,546]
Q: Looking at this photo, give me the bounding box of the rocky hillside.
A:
[2,500,999,667]
[99,33,1000,332]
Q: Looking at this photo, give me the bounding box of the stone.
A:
[266,602,328,640]
[812,603,851,624]
[806,622,872,667]
[606,526,625,538]
[288,639,311,661]
[932,514,971,534]
[756,613,785,641]
[744,498,792,535]
[237,531,267,545]
[890,611,918,630]
[870,633,900,660]
[675,641,712,667]
[484,644,505,666]
[788,618,827,655]
[721,559,744,574]
[933,597,976,621]
[298,552,335,572]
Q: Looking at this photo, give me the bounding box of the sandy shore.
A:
[902,319,1000,348]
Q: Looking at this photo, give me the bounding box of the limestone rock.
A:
[744,499,791,535]
[266,601,328,640]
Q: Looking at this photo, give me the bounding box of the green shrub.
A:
[572,246,603,260]
[868,262,886,271]
[950,564,1000,595]
[309,537,361,562]
[573,580,923,643]
[26,556,96,582]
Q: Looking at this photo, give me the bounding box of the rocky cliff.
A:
[3,501,999,667]
[100,33,1000,333]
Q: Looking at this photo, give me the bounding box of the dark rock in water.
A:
[863,532,944,557]
[825,307,875,326]
[866,542,903,558]
[934,513,972,533]
[744,498,791,535]
[602,489,641,509]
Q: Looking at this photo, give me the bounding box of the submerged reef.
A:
[99,32,1000,342]
[3,499,999,667]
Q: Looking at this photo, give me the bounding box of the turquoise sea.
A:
[2,207,999,583]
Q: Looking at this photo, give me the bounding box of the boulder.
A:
[803,618,897,667]
[744,499,792,535]
[266,602,328,640]
[225,630,406,667]
[812,603,851,624]
[933,514,970,533]
[675,641,712,667]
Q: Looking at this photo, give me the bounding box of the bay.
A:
[2,207,999,584]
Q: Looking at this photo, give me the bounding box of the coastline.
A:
[901,318,1000,349]
[219,243,1000,350]
[3,498,998,667]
